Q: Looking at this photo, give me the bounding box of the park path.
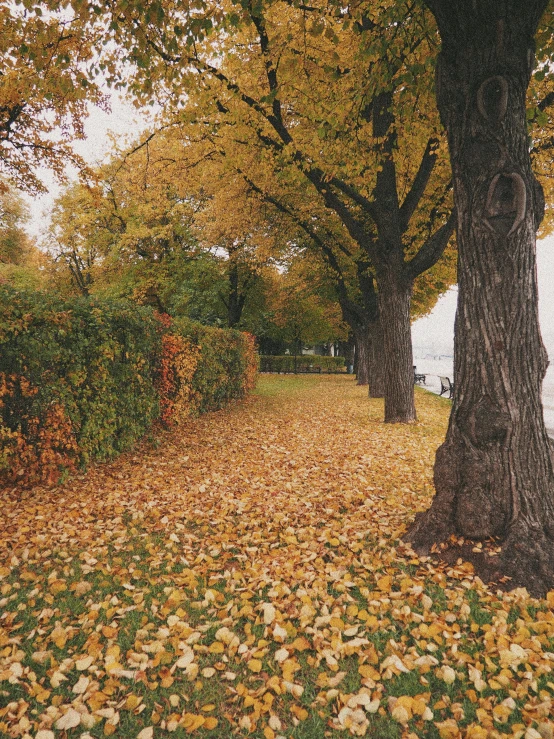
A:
[1,375,445,582]
[6,376,543,739]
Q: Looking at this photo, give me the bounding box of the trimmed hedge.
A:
[259,355,346,374]
[0,288,258,486]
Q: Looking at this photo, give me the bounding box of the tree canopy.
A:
[0,2,105,192]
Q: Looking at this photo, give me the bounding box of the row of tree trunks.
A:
[353,321,385,398]
[406,0,554,596]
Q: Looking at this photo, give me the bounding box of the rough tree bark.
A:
[354,328,370,386]
[367,319,386,398]
[378,269,415,422]
[405,0,554,596]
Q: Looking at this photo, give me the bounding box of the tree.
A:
[406,0,554,596]
[45,182,107,296]
[0,3,103,192]
[268,262,347,356]
[44,131,203,304]
[0,186,46,290]
[189,172,288,329]
[240,166,456,389]
[44,130,279,331]
[77,0,457,423]
[0,188,32,265]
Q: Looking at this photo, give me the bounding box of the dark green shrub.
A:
[0,288,257,485]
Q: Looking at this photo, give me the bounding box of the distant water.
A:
[413,356,554,438]
[542,366,554,437]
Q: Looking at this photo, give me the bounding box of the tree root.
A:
[405,513,554,598]
[404,495,456,554]
[491,523,554,597]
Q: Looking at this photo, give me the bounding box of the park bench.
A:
[413,366,426,384]
[439,376,454,398]
[298,363,321,373]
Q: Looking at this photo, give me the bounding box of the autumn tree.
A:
[0,188,32,266]
[45,182,108,295]
[0,186,45,289]
[44,130,280,333]
[75,0,457,423]
[190,173,289,329]
[268,261,347,357]
[405,0,554,595]
[44,131,203,306]
[0,2,104,192]
[238,162,456,390]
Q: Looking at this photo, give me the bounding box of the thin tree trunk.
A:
[367,319,385,399]
[227,262,243,328]
[406,0,554,595]
[378,272,416,423]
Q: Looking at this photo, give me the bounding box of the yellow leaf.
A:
[291,705,309,721]
[358,664,380,680]
[123,694,141,711]
[49,579,67,595]
[291,637,310,651]
[376,576,391,591]
[247,658,263,672]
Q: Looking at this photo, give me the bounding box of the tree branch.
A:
[399,137,439,232]
[405,208,456,280]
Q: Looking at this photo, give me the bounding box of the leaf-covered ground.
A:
[2,375,554,739]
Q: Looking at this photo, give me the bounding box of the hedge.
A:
[0,288,258,486]
[259,355,346,373]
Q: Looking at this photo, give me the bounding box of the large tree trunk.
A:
[367,319,385,399]
[378,271,416,423]
[406,0,554,596]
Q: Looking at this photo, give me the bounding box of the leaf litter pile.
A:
[2,374,554,739]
